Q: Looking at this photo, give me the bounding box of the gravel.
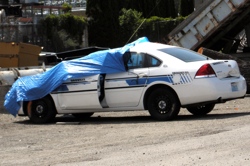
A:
[1,97,250,166]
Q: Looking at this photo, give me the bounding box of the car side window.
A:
[146,54,162,67]
[127,52,145,69]
[126,52,162,69]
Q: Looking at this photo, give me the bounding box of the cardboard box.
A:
[0,42,42,68]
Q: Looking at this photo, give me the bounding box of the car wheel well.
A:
[143,84,180,110]
[23,94,57,115]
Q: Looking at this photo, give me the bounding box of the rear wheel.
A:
[72,113,94,119]
[186,103,215,116]
[147,88,180,121]
[27,96,56,124]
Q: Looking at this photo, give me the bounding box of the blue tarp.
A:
[4,37,149,116]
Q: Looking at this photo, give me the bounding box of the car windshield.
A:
[158,47,211,62]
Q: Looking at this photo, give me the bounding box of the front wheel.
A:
[27,96,56,124]
[147,88,180,121]
[186,103,215,116]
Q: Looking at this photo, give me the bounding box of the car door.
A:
[104,52,149,107]
[56,74,103,110]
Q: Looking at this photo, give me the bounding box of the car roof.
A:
[130,42,177,52]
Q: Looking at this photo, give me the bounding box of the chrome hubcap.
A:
[158,100,167,110]
[36,105,44,114]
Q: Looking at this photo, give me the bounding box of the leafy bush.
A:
[179,0,194,16]
[137,16,186,43]
[40,14,87,51]
[62,3,72,13]
[119,9,186,44]
[119,8,143,44]
[87,0,185,47]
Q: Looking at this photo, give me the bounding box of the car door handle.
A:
[138,73,148,78]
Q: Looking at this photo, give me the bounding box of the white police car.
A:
[18,42,246,123]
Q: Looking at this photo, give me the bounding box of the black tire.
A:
[186,103,215,116]
[27,97,56,124]
[72,113,94,119]
[147,88,180,121]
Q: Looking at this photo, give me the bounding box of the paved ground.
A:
[0,97,250,166]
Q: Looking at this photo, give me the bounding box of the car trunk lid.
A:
[210,60,241,79]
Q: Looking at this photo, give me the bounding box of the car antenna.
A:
[126,0,162,44]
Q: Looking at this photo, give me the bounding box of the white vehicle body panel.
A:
[104,68,148,107]
[19,42,247,116]
[55,75,101,110]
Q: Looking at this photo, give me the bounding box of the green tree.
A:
[62,3,72,13]
[137,16,185,43]
[119,8,143,44]
[125,0,176,18]
[179,0,194,16]
[40,13,87,52]
[86,0,123,47]
[86,0,178,47]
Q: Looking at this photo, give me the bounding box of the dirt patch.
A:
[1,97,250,166]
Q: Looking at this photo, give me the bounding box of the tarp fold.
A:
[4,37,149,116]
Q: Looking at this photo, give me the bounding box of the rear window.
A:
[158,47,210,62]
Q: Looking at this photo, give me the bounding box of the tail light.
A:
[195,64,216,78]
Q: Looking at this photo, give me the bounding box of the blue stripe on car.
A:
[53,73,192,94]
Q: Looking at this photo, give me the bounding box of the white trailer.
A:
[167,0,250,53]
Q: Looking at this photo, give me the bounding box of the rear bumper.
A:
[175,75,247,106]
[182,95,245,108]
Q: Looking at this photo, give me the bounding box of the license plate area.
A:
[231,82,238,92]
